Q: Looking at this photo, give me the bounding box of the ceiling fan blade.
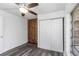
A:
[28,3,38,8]
[28,10,37,15]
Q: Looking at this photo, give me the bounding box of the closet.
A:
[38,18,64,52]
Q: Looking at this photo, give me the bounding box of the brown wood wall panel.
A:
[28,19,37,44]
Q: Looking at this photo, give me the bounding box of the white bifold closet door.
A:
[39,18,63,52]
[0,16,4,54]
[39,20,51,50]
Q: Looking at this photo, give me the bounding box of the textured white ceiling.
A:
[0,3,65,19]
[32,3,65,14]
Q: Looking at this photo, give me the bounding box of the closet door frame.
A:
[38,17,64,53]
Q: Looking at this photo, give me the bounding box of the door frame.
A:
[71,4,79,55]
[38,17,64,53]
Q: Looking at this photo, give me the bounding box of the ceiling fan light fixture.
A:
[19,7,28,14]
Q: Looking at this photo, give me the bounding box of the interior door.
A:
[51,19,63,52]
[28,19,37,44]
[0,16,4,54]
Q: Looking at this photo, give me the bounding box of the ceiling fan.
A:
[16,3,39,16]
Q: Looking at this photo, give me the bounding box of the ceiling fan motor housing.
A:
[21,13,25,16]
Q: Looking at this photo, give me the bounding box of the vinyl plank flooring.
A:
[0,43,63,56]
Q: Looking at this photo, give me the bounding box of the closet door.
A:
[0,17,4,54]
[39,19,63,52]
[39,20,51,50]
[51,19,63,52]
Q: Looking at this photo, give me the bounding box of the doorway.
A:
[71,4,79,55]
[28,19,37,44]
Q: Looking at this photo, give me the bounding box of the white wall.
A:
[38,10,65,20]
[64,3,77,56]
[0,10,28,52]
[64,13,72,56]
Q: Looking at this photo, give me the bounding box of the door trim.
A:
[38,18,64,53]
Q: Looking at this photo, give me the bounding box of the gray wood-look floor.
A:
[0,43,63,56]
